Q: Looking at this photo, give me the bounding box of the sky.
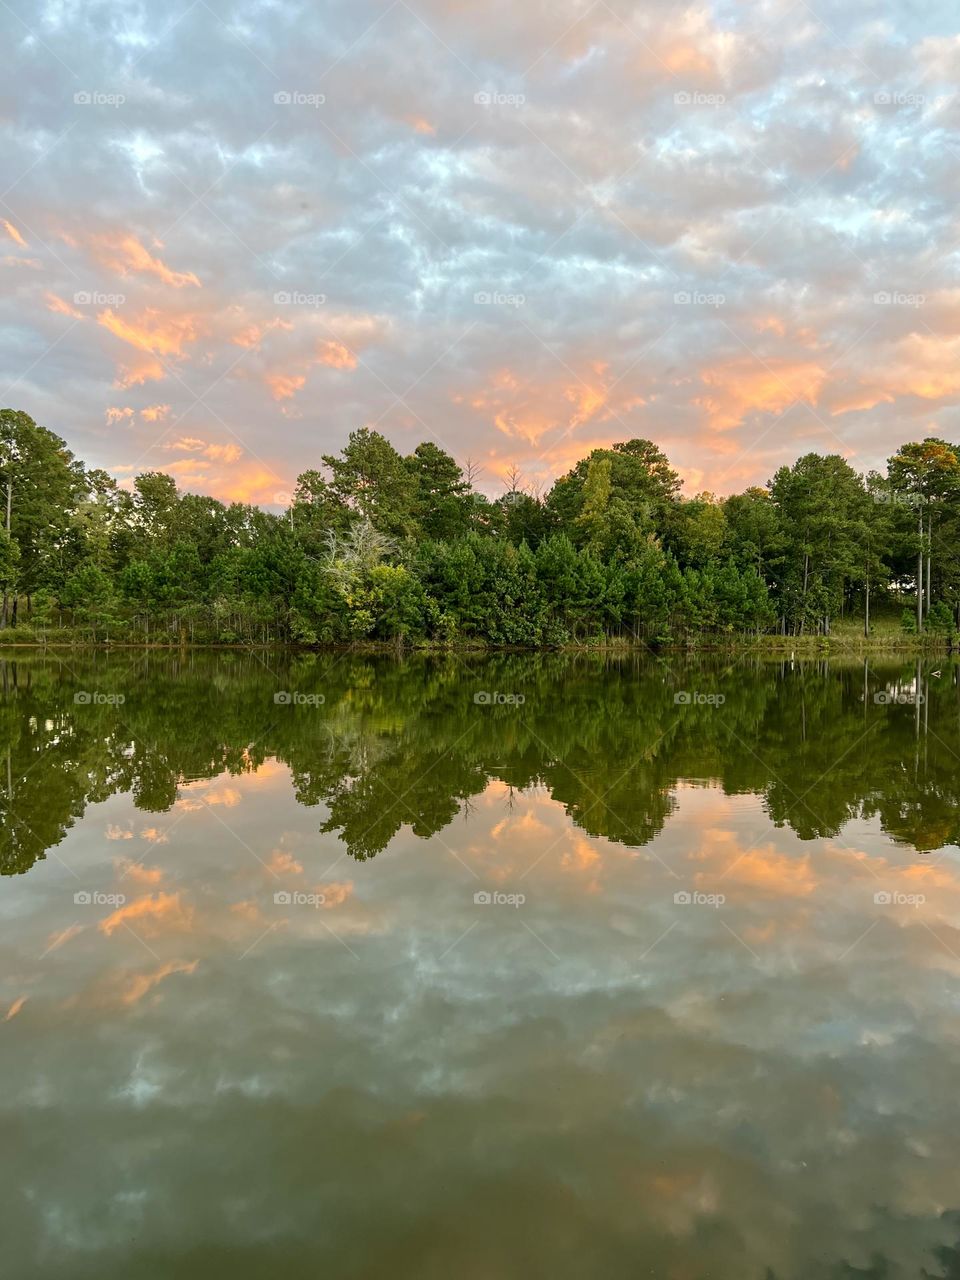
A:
[1,0,959,507]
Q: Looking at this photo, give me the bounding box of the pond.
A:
[2,651,959,1278]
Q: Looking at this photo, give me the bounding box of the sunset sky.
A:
[2,0,959,506]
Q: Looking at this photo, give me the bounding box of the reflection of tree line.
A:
[2,653,959,876]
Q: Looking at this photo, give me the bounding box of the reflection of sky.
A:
[3,765,960,1277]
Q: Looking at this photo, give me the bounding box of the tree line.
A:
[1,406,959,645]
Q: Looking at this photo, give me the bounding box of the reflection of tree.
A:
[2,653,960,876]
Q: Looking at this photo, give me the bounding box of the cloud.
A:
[98,892,193,937]
[3,996,27,1021]
[1,218,27,248]
[2,0,960,497]
[91,234,201,288]
[120,960,198,1006]
[163,436,244,462]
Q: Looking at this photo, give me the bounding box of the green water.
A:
[2,651,960,1278]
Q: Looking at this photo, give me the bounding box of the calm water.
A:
[2,651,960,1278]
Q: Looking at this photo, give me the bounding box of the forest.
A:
[1,406,959,647]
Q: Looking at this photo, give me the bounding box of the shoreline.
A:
[0,635,954,656]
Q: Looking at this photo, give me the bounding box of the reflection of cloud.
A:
[316,881,353,908]
[268,850,304,876]
[4,996,27,1021]
[99,892,193,937]
[121,960,198,1005]
[43,924,85,955]
[116,858,165,887]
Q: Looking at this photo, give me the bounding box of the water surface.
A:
[2,651,960,1278]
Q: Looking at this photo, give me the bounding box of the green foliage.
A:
[1,408,958,646]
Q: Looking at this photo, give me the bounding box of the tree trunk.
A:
[926,510,932,611]
[864,567,870,638]
[917,507,924,630]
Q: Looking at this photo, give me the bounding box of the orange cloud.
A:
[268,849,304,876]
[99,307,200,388]
[141,403,171,422]
[98,891,193,937]
[266,372,306,401]
[4,995,27,1021]
[98,307,199,357]
[43,924,85,955]
[164,436,244,463]
[105,407,134,426]
[217,464,286,504]
[316,339,357,370]
[468,366,612,447]
[405,116,436,135]
[121,959,198,1005]
[93,233,201,288]
[116,858,165,886]
[695,357,827,430]
[317,880,353,908]
[1,218,26,248]
[45,291,85,319]
[115,355,166,388]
